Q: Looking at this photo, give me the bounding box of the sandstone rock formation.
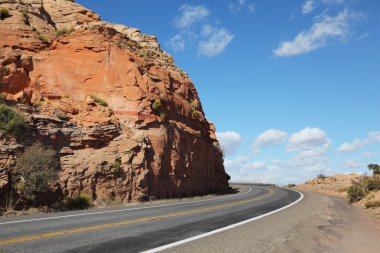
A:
[0,0,229,207]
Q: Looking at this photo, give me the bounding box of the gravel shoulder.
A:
[163,190,380,253]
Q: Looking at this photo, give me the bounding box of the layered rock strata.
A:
[0,0,229,205]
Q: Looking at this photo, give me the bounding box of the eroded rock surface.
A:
[0,0,229,206]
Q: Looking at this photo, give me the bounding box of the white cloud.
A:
[175,4,210,29]
[168,4,234,57]
[345,159,362,169]
[198,27,234,57]
[337,139,368,153]
[302,0,315,14]
[301,0,345,14]
[225,154,330,185]
[337,131,380,153]
[274,10,363,57]
[166,34,185,52]
[229,0,255,14]
[252,129,288,154]
[226,127,335,185]
[322,0,345,4]
[216,131,243,156]
[288,127,331,152]
[368,131,380,142]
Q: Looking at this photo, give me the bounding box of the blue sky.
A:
[77,0,380,184]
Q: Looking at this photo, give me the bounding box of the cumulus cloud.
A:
[273,9,364,57]
[225,155,330,184]
[229,0,255,14]
[174,4,209,29]
[288,127,331,152]
[337,131,380,153]
[226,127,334,185]
[166,34,185,52]
[168,4,234,57]
[337,139,368,153]
[369,131,380,142]
[302,0,315,14]
[216,131,243,156]
[252,129,288,154]
[345,159,362,169]
[198,27,234,57]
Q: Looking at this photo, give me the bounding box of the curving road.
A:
[0,186,301,253]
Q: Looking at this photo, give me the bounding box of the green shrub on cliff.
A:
[55,27,75,37]
[190,99,199,119]
[0,104,26,134]
[15,142,59,200]
[90,95,108,107]
[0,7,10,20]
[37,34,49,44]
[159,112,167,122]
[152,98,161,110]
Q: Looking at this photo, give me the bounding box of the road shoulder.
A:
[162,190,380,253]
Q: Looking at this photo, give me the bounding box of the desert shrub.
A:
[317,173,326,179]
[0,7,10,20]
[37,34,49,44]
[152,98,161,110]
[347,183,367,203]
[189,99,200,119]
[0,66,10,78]
[65,194,91,210]
[368,175,380,191]
[159,112,167,122]
[114,159,121,173]
[287,184,296,188]
[0,104,26,134]
[365,200,380,209]
[368,164,380,175]
[89,95,108,107]
[139,50,149,60]
[15,142,58,200]
[21,10,29,25]
[54,110,69,121]
[55,27,74,37]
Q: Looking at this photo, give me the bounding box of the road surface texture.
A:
[164,190,380,253]
[0,186,300,253]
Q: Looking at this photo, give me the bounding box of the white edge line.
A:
[0,188,253,226]
[141,188,304,253]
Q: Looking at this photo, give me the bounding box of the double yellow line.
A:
[0,188,273,247]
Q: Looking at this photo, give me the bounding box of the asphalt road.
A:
[0,186,301,253]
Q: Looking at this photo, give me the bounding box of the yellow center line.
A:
[0,188,274,247]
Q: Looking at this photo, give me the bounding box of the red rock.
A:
[0,0,229,207]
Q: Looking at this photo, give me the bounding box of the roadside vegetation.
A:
[4,142,59,211]
[65,194,91,210]
[347,164,380,205]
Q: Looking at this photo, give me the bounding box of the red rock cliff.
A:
[0,0,229,204]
